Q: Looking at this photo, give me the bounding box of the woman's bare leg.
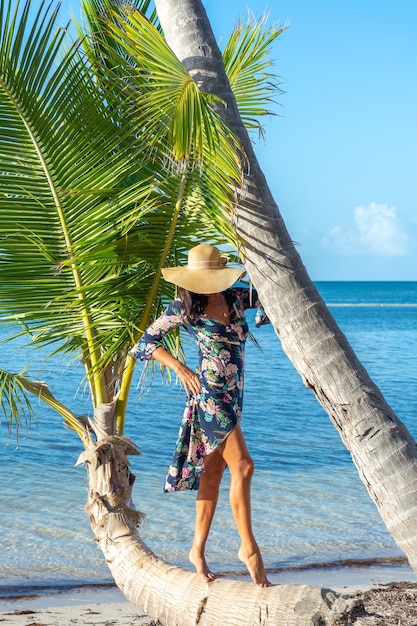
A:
[220,425,271,587]
[189,449,227,582]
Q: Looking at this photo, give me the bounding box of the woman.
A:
[129,243,271,587]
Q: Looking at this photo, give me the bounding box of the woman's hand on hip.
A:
[150,347,201,396]
[177,364,201,397]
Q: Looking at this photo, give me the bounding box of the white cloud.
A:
[322,202,410,257]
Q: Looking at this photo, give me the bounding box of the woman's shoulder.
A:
[166,296,186,317]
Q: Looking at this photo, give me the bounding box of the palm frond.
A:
[223,12,287,138]
[79,6,245,319]
[77,0,159,62]
[105,7,242,167]
[0,366,89,441]
[0,368,35,429]
[0,0,248,432]
[0,1,158,360]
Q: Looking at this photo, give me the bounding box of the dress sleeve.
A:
[128,299,185,361]
[231,286,270,327]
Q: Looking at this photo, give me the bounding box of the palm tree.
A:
[154,0,417,578]
[0,0,242,431]
[0,0,374,623]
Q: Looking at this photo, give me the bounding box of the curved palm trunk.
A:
[81,414,364,626]
[154,0,417,573]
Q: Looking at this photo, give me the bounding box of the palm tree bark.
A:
[154,0,417,574]
[81,413,364,626]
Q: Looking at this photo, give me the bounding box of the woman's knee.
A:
[222,425,255,479]
[234,455,255,481]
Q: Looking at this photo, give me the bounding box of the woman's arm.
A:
[129,299,201,396]
[232,286,270,327]
[151,346,201,397]
[129,300,183,360]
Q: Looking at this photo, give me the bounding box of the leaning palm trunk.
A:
[154,0,417,573]
[80,403,363,626]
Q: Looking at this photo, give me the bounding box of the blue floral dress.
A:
[129,288,263,492]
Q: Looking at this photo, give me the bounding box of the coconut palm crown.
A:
[0,0,283,439]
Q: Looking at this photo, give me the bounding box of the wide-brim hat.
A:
[161,244,246,294]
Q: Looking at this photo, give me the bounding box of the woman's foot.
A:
[238,546,272,587]
[189,547,216,583]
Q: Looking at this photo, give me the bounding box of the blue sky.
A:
[60,0,417,280]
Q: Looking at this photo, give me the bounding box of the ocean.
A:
[1,281,417,595]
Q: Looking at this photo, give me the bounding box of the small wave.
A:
[0,580,115,600]
[219,555,409,578]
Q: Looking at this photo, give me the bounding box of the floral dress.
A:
[129,288,264,492]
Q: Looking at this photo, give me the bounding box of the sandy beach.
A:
[0,585,150,625]
[1,562,417,626]
[1,602,151,625]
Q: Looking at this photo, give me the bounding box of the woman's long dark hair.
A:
[177,287,207,323]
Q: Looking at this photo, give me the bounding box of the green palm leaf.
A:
[0,366,89,440]
[79,3,244,302]
[1,0,282,434]
[0,0,246,434]
[222,13,286,138]
[0,0,166,409]
[0,368,35,428]
[103,6,242,167]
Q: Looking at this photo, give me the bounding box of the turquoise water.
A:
[1,281,417,593]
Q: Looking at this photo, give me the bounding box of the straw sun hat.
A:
[161,244,246,295]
